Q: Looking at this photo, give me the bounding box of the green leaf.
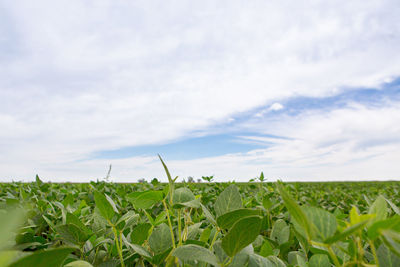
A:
[309,254,331,267]
[121,234,151,259]
[56,224,90,245]
[64,260,94,267]
[324,220,369,244]
[126,243,151,259]
[221,216,262,257]
[288,251,307,267]
[105,194,119,213]
[368,195,388,226]
[148,223,173,254]
[172,244,220,266]
[367,216,400,240]
[131,223,152,245]
[173,187,195,203]
[384,197,400,215]
[0,209,25,250]
[276,182,312,240]
[270,219,290,245]
[377,244,400,267]
[35,175,43,186]
[201,204,217,226]
[172,187,200,208]
[158,155,175,205]
[259,240,274,257]
[381,230,400,257]
[248,254,276,267]
[0,251,23,267]
[66,213,91,235]
[302,206,337,241]
[268,256,287,267]
[217,208,261,230]
[127,190,163,209]
[116,211,139,230]
[200,227,211,243]
[93,191,115,221]
[9,248,74,267]
[214,185,242,217]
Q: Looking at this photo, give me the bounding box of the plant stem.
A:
[163,199,176,248]
[222,256,233,267]
[310,241,340,267]
[327,245,341,267]
[112,226,125,267]
[209,227,220,250]
[369,240,379,267]
[178,209,182,246]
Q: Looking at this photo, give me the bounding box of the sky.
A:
[1,0,400,182]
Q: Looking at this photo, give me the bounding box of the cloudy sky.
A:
[1,0,400,182]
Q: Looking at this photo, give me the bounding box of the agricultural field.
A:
[1,159,400,267]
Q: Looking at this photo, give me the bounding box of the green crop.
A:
[0,157,400,266]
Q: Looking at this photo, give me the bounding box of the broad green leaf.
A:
[266,256,286,267]
[0,251,23,267]
[259,240,274,257]
[172,187,200,208]
[368,195,388,226]
[213,241,228,264]
[93,191,115,221]
[173,187,195,204]
[187,223,202,240]
[148,223,173,254]
[131,223,152,245]
[214,185,242,217]
[377,244,400,267]
[9,248,74,267]
[116,211,139,230]
[367,216,400,240]
[221,216,262,257]
[270,219,290,245]
[64,260,93,267]
[349,206,375,225]
[249,255,286,267]
[200,227,211,243]
[56,224,90,245]
[121,234,151,259]
[324,220,369,244]
[230,244,254,267]
[248,254,274,267]
[276,182,312,240]
[309,254,330,267]
[0,209,25,250]
[127,190,163,209]
[217,209,261,230]
[105,194,119,213]
[263,198,273,210]
[288,251,307,267]
[172,244,220,266]
[201,204,217,226]
[66,213,91,235]
[381,230,400,257]
[126,243,151,259]
[150,248,172,265]
[303,206,337,241]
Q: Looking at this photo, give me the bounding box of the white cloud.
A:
[0,0,400,181]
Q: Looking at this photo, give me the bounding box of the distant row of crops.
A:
[1,157,400,266]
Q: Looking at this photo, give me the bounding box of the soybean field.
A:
[1,158,400,267]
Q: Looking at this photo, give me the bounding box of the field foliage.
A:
[1,159,400,266]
